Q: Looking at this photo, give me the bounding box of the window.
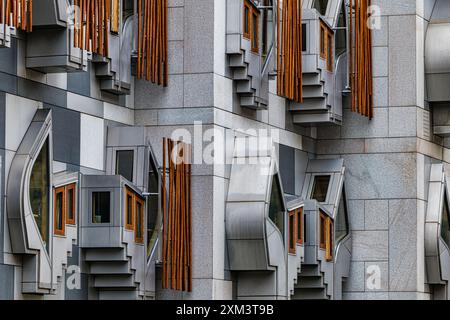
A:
[320,24,326,58]
[116,150,134,182]
[297,208,304,244]
[319,212,326,249]
[66,183,77,225]
[92,192,111,223]
[243,0,260,54]
[135,196,145,244]
[288,211,296,254]
[327,32,333,72]
[30,139,50,250]
[311,175,331,202]
[243,1,251,39]
[54,186,65,236]
[125,187,135,230]
[313,0,329,16]
[262,0,274,63]
[441,195,450,248]
[335,1,347,57]
[268,175,285,235]
[320,211,333,261]
[252,11,259,53]
[302,23,307,52]
[147,153,160,257]
[335,187,349,243]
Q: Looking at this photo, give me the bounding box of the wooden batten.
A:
[161,139,192,292]
[2,0,32,31]
[349,0,373,119]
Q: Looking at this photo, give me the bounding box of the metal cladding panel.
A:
[226,202,266,240]
[32,0,68,28]
[227,239,268,271]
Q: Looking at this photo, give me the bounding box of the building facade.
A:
[0,0,449,300]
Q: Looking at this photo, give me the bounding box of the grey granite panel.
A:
[0,264,14,299]
[0,38,17,75]
[49,105,81,166]
[0,72,18,94]
[67,65,91,96]
[18,78,67,107]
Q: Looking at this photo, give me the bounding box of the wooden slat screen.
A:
[276,0,302,103]
[73,0,111,57]
[0,0,32,32]
[349,0,373,119]
[111,0,119,33]
[161,138,192,292]
[137,0,168,86]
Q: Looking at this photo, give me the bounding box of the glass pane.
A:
[320,214,326,248]
[313,0,329,15]
[68,188,74,221]
[92,192,111,223]
[302,23,307,52]
[335,1,347,57]
[127,194,133,225]
[289,214,295,251]
[244,6,250,34]
[30,139,50,250]
[335,188,349,242]
[262,0,274,64]
[136,201,143,239]
[116,150,134,182]
[56,192,63,231]
[268,175,285,235]
[297,209,302,242]
[311,175,330,202]
[441,196,450,248]
[148,154,159,193]
[147,153,160,256]
[252,13,258,50]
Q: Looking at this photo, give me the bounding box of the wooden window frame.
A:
[135,196,145,244]
[319,211,327,250]
[111,0,120,34]
[297,208,304,245]
[66,183,77,225]
[125,187,135,231]
[325,217,333,261]
[327,32,333,72]
[54,186,66,236]
[320,23,326,58]
[288,210,297,255]
[243,0,252,39]
[319,20,334,72]
[251,9,259,53]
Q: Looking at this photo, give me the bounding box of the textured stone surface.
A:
[352,231,389,261]
[365,200,389,230]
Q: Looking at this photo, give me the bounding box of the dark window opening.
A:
[30,139,50,250]
[297,208,303,244]
[125,188,134,230]
[147,153,160,257]
[289,212,296,254]
[335,187,349,243]
[319,212,326,249]
[302,23,307,52]
[441,194,450,248]
[311,175,331,202]
[136,197,145,244]
[269,174,285,236]
[116,150,134,182]
[54,188,65,236]
[66,184,76,225]
[313,0,329,16]
[252,11,259,53]
[92,192,111,224]
[335,1,347,57]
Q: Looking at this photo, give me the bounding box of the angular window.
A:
[441,195,450,248]
[302,23,307,52]
[269,174,285,235]
[288,210,296,254]
[135,196,145,244]
[335,187,349,243]
[66,183,77,225]
[262,0,274,64]
[147,152,160,257]
[125,187,135,230]
[311,175,330,202]
[335,1,347,57]
[327,32,333,71]
[54,187,65,236]
[116,150,134,182]
[30,139,50,250]
[92,192,111,223]
[313,0,329,16]
[320,24,326,58]
[319,211,326,249]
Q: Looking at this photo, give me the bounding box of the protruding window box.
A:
[79,175,146,249]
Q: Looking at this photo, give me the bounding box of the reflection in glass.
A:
[441,196,450,248]
[311,175,330,202]
[116,150,134,182]
[269,175,285,236]
[30,139,50,251]
[92,192,111,223]
[147,153,160,257]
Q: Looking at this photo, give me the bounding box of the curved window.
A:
[29,139,50,251]
[268,174,285,235]
[147,151,160,257]
[441,195,450,248]
[335,187,349,243]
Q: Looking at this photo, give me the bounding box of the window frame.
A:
[54,186,66,236]
[288,210,297,255]
[311,174,331,203]
[319,211,326,250]
[115,149,135,183]
[243,0,260,54]
[297,207,304,245]
[251,9,260,53]
[135,195,145,244]
[319,20,334,72]
[125,187,135,231]
[66,183,77,225]
[325,217,333,261]
[243,0,252,39]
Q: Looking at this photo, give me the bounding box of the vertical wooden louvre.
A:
[73,0,111,57]
[136,0,168,86]
[0,0,33,32]
[349,0,373,119]
[277,0,302,103]
[161,138,192,292]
